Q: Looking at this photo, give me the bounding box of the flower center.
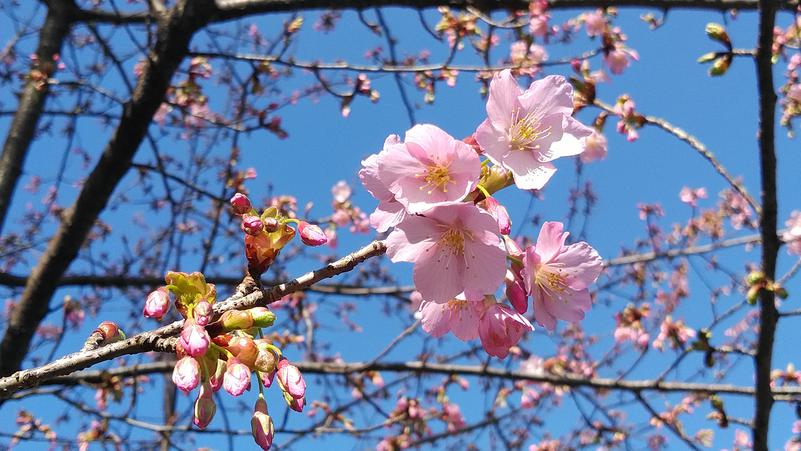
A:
[418,163,452,194]
[509,108,551,151]
[534,265,569,299]
[440,229,465,254]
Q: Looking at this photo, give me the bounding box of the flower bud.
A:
[228,336,258,368]
[709,55,731,77]
[249,307,276,328]
[193,301,212,326]
[481,197,511,235]
[219,309,254,331]
[143,288,170,320]
[242,215,265,236]
[504,269,528,314]
[260,369,277,388]
[180,320,210,357]
[223,358,251,396]
[209,359,226,392]
[298,221,327,246]
[193,382,216,429]
[251,395,274,450]
[262,217,279,233]
[705,23,730,46]
[230,193,252,215]
[276,359,306,412]
[172,357,200,393]
[95,321,125,342]
[254,340,278,373]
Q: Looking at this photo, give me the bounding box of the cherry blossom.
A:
[475,70,593,190]
[385,203,506,303]
[523,221,603,330]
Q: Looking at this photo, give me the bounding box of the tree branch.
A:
[0,0,73,236]
[0,240,387,398]
[0,0,216,377]
[752,0,779,448]
[28,359,801,401]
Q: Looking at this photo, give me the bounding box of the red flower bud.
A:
[230,193,252,215]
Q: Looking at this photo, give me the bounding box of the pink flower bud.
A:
[193,382,216,429]
[180,320,210,357]
[276,359,306,412]
[143,288,170,320]
[172,357,200,393]
[193,301,212,326]
[481,197,511,235]
[505,269,528,314]
[262,217,279,233]
[478,303,534,359]
[230,193,252,215]
[251,396,274,450]
[260,369,276,388]
[242,215,264,236]
[209,359,226,392]
[223,358,251,396]
[298,221,327,246]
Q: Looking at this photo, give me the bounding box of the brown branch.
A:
[752,0,779,448]
[29,359,801,401]
[0,0,218,377]
[0,240,387,398]
[595,99,759,214]
[71,0,800,25]
[0,272,414,295]
[0,1,74,236]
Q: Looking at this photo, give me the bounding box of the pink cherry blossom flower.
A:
[359,135,407,232]
[331,180,352,204]
[478,301,534,358]
[579,131,608,163]
[475,70,593,190]
[172,356,200,393]
[223,358,251,396]
[583,10,607,37]
[604,45,639,75]
[143,288,170,319]
[783,211,801,255]
[523,221,603,330]
[679,186,708,207]
[377,124,481,214]
[419,295,486,340]
[385,203,506,303]
[652,316,696,351]
[180,320,210,357]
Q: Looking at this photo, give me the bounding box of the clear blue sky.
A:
[1,3,801,450]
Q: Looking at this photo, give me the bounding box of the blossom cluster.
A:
[144,270,307,450]
[360,70,604,358]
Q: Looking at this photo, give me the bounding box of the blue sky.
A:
[2,3,801,450]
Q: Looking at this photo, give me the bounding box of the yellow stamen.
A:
[416,163,453,194]
[509,107,552,151]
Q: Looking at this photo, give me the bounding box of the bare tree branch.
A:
[0,240,386,398]
[0,0,73,236]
